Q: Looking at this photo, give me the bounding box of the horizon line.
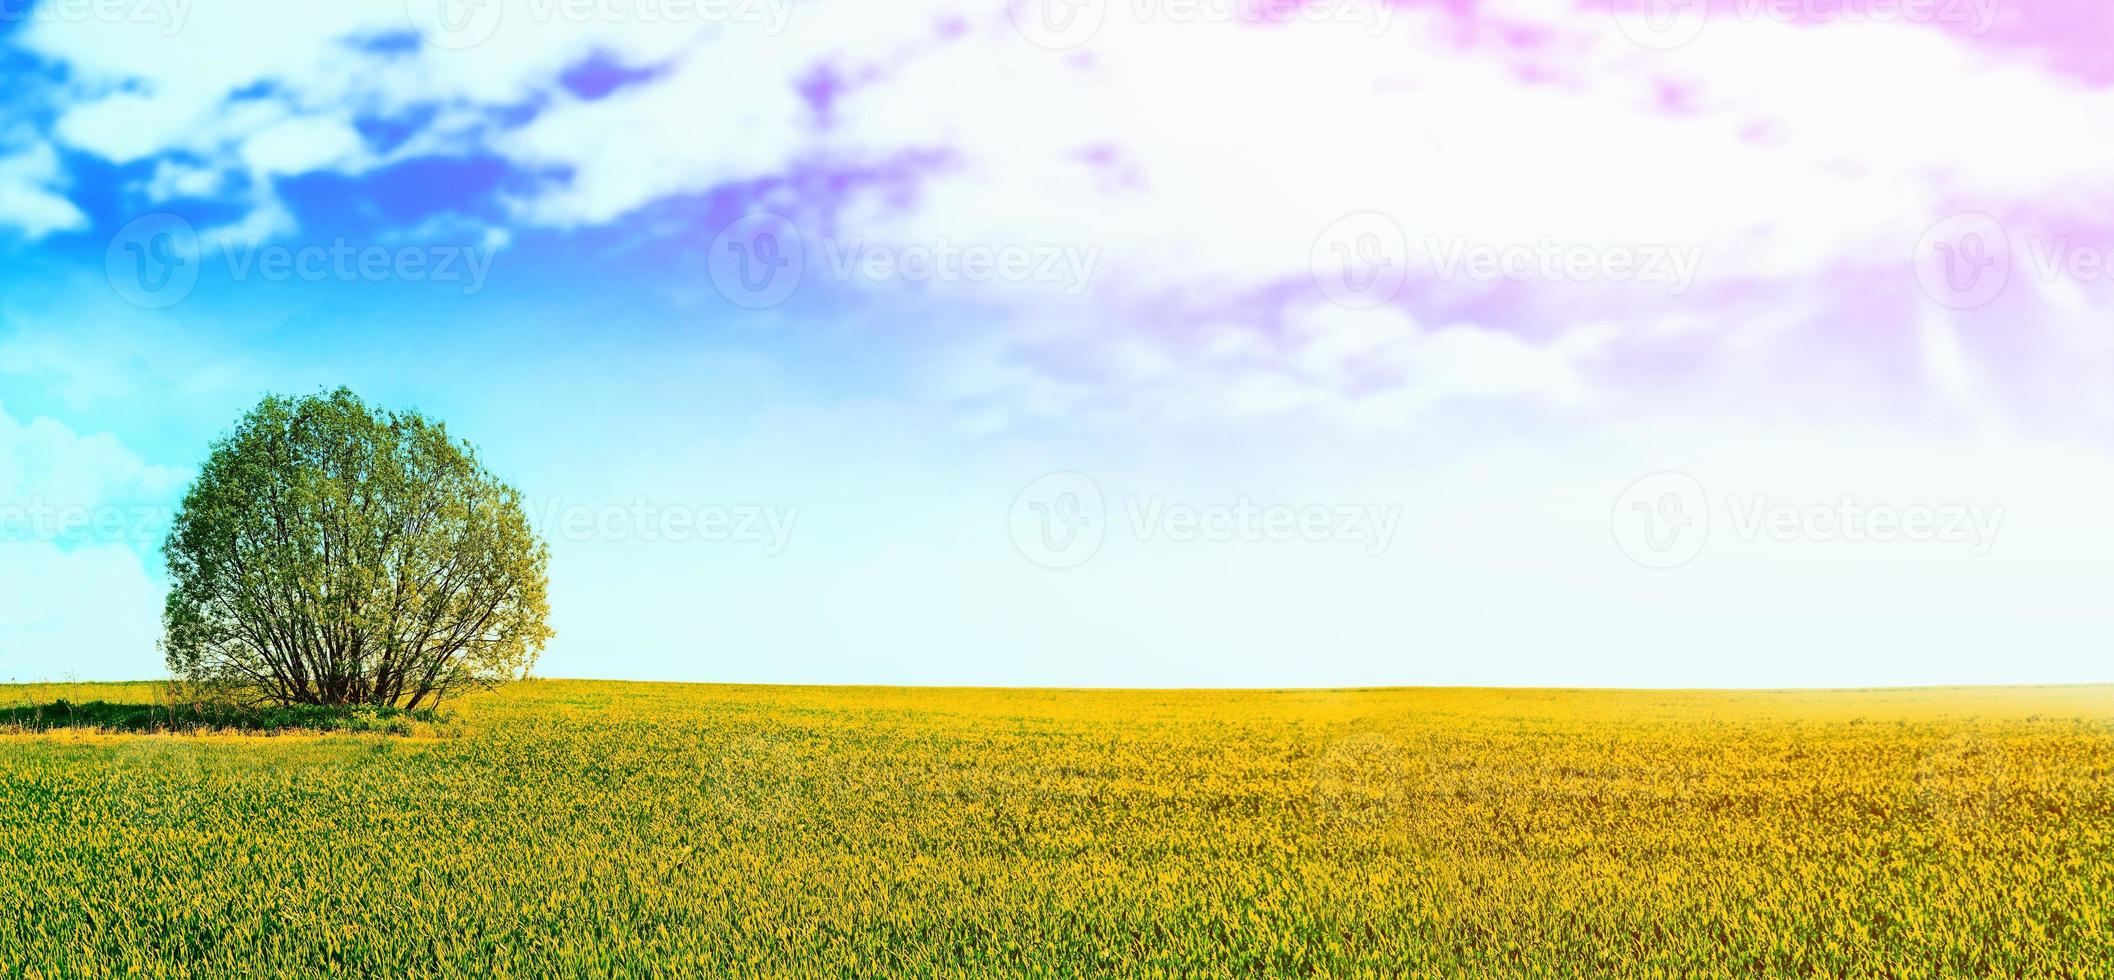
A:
[11,677,2112,696]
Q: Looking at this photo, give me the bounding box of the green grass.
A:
[0,696,437,736]
[1,680,2110,977]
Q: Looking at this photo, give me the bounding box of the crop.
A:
[1,681,2110,977]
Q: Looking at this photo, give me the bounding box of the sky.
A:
[1,0,2111,688]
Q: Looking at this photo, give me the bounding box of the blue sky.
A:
[3,0,2114,687]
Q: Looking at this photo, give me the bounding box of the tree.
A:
[162,389,551,709]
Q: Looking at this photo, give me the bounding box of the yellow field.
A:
[2,680,2110,977]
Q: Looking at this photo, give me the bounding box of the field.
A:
[2,681,2111,977]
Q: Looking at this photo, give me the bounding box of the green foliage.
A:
[0,698,438,736]
[162,388,551,708]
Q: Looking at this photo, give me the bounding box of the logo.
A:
[105,212,201,309]
[714,733,812,825]
[1914,212,2011,310]
[404,0,505,50]
[1009,471,1105,569]
[1611,471,1709,569]
[1610,0,1708,49]
[106,738,201,828]
[1010,0,1106,50]
[707,212,805,309]
[1915,735,2007,828]
[1311,212,1408,309]
[1313,733,1413,827]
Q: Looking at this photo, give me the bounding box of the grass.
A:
[0,679,2110,976]
[0,695,441,736]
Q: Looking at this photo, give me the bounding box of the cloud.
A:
[0,141,88,239]
[240,115,366,176]
[0,402,184,680]
[18,2,2114,269]
[492,44,820,226]
[937,301,1604,431]
[0,540,164,682]
[6,1,2114,689]
[7,0,2114,432]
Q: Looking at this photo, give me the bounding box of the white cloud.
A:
[239,115,365,176]
[8,2,2114,689]
[50,92,192,165]
[142,157,231,202]
[9,2,2110,435]
[0,541,164,682]
[493,48,818,225]
[950,302,1603,428]
[809,11,2114,293]
[20,1,2114,286]
[0,142,88,240]
[0,403,183,681]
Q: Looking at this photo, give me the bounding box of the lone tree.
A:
[163,389,551,709]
